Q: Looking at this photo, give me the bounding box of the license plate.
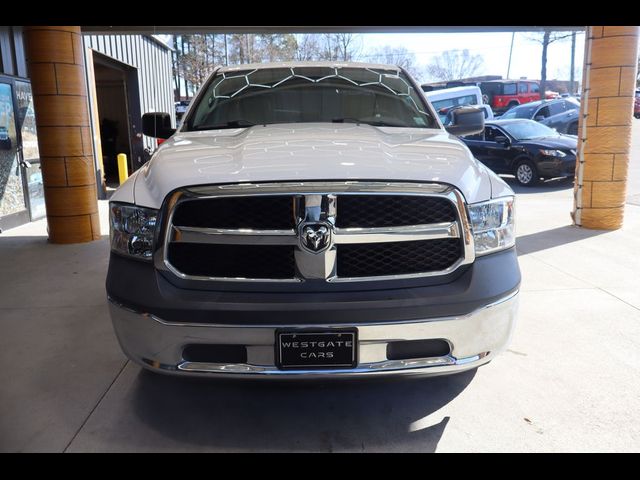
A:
[276,330,357,370]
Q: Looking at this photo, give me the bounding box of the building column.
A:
[23,26,100,243]
[573,26,639,230]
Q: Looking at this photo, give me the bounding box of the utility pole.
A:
[224,34,228,66]
[570,31,576,94]
[506,32,515,79]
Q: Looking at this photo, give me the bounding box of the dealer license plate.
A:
[276,330,357,369]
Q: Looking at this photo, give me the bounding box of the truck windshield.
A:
[186,66,436,131]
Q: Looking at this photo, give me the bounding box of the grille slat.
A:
[337,239,462,278]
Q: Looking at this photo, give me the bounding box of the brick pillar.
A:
[24,26,100,243]
[573,26,639,230]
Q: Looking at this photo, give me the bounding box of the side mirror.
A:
[444,107,485,136]
[494,135,510,145]
[142,112,176,139]
[534,115,546,122]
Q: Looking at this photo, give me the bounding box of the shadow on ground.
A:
[131,368,476,452]
[516,225,609,255]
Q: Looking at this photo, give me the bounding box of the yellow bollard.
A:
[117,153,129,184]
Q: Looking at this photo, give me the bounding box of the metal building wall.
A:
[0,26,28,78]
[82,34,175,152]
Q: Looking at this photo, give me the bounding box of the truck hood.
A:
[131,123,492,208]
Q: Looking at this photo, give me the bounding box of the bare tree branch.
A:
[425,49,485,81]
[527,29,574,99]
[366,45,423,80]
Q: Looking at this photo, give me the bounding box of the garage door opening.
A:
[92,53,142,188]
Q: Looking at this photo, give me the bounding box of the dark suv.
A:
[499,98,580,135]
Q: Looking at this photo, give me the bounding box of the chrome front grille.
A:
[158,182,475,283]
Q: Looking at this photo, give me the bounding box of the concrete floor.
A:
[1,123,640,452]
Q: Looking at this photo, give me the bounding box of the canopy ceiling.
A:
[81,26,586,35]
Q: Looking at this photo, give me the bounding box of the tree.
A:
[179,35,220,92]
[257,34,298,62]
[425,49,484,81]
[319,33,362,61]
[367,45,423,81]
[293,34,321,61]
[528,29,574,99]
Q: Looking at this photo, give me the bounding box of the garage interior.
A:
[0,25,639,452]
[93,58,134,187]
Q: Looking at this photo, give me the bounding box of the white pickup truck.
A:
[106,62,520,378]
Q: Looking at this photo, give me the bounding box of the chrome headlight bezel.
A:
[468,196,515,256]
[109,202,158,261]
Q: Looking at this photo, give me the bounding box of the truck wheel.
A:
[514,159,539,186]
[568,122,579,135]
[507,101,519,111]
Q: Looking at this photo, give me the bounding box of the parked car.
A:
[461,119,577,186]
[109,61,520,379]
[635,90,640,119]
[479,79,541,114]
[175,100,190,119]
[0,126,11,150]
[498,98,581,135]
[423,86,493,123]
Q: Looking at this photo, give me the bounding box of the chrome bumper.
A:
[108,291,519,379]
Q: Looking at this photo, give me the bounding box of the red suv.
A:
[480,80,541,114]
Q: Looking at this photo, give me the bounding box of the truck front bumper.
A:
[107,246,520,379]
[109,290,518,379]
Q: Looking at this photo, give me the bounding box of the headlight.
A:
[468,197,515,256]
[539,149,566,157]
[110,203,158,260]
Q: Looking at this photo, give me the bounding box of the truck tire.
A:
[514,159,539,186]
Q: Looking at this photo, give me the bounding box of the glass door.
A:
[0,78,29,231]
[14,80,45,220]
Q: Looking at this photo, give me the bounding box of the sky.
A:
[159,30,587,86]
[358,31,586,83]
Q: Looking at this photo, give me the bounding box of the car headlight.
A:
[110,203,158,260]
[539,149,566,157]
[468,196,515,256]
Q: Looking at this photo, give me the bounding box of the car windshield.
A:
[186,66,437,131]
[500,121,560,140]
[500,104,539,119]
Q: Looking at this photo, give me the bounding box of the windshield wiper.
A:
[332,117,364,124]
[192,119,257,131]
[364,120,413,128]
[332,118,413,128]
